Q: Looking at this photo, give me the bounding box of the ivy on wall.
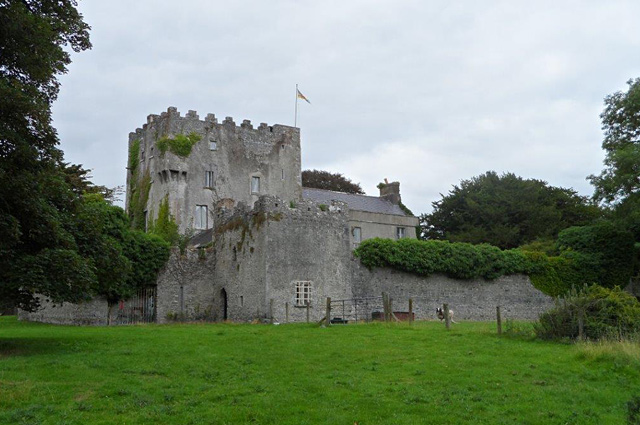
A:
[129,169,151,231]
[353,238,594,297]
[149,196,179,245]
[157,132,202,157]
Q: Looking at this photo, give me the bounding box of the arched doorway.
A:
[220,288,228,321]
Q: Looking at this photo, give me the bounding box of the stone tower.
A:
[126,107,302,233]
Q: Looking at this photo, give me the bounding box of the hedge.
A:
[353,238,596,297]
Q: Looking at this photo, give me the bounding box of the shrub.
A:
[534,285,640,341]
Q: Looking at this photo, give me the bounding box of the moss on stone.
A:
[157,132,201,157]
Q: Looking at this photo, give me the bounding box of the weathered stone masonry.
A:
[20,108,555,325]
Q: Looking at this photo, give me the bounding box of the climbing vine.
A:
[157,132,202,157]
[149,195,179,245]
[129,169,151,231]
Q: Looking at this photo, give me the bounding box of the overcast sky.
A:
[53,0,640,213]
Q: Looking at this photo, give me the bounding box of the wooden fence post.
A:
[306,302,310,323]
[496,305,502,335]
[382,292,387,322]
[578,308,584,341]
[269,298,274,324]
[325,297,331,327]
[285,302,289,323]
[409,298,413,325]
[443,303,451,330]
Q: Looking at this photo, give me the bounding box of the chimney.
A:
[379,180,401,205]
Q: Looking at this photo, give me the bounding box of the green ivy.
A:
[354,238,598,297]
[149,196,179,245]
[129,170,151,231]
[128,139,140,171]
[157,132,202,157]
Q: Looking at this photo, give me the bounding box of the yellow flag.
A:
[297,89,311,104]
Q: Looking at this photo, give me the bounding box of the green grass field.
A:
[1,316,639,425]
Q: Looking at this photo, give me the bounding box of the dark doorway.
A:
[221,288,228,321]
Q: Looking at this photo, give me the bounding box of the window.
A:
[295,281,311,306]
[281,168,285,180]
[205,171,214,188]
[144,210,148,232]
[195,205,208,229]
[251,176,260,194]
[209,140,217,150]
[352,227,362,247]
[396,227,406,239]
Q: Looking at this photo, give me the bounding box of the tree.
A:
[0,1,94,310]
[556,222,635,289]
[588,78,640,205]
[421,171,601,249]
[302,169,365,194]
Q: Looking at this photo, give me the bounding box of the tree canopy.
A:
[0,1,170,313]
[302,169,365,194]
[588,78,640,205]
[420,171,601,249]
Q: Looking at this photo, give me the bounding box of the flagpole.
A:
[294,83,298,127]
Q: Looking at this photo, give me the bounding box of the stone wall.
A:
[351,264,554,321]
[155,248,217,323]
[19,296,113,326]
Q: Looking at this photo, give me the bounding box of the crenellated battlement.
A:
[140,106,297,136]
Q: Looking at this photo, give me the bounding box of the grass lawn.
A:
[1,316,639,425]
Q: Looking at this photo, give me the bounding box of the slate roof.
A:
[302,187,407,216]
[189,228,213,247]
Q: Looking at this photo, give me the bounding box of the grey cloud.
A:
[54,0,640,213]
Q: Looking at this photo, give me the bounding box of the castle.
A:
[127,106,417,246]
[20,108,553,325]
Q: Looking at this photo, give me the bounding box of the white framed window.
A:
[396,227,406,239]
[251,176,260,194]
[195,205,208,229]
[209,140,217,151]
[205,171,214,188]
[352,227,362,246]
[295,281,312,306]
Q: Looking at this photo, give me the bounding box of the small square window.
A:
[251,176,260,194]
[205,171,214,188]
[295,281,311,306]
[396,227,406,239]
[209,140,217,151]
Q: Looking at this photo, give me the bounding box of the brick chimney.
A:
[379,179,401,205]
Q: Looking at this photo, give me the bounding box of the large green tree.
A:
[588,78,640,205]
[421,171,601,249]
[0,1,97,311]
[587,78,640,278]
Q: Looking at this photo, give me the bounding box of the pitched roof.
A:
[189,228,213,247]
[302,187,407,216]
